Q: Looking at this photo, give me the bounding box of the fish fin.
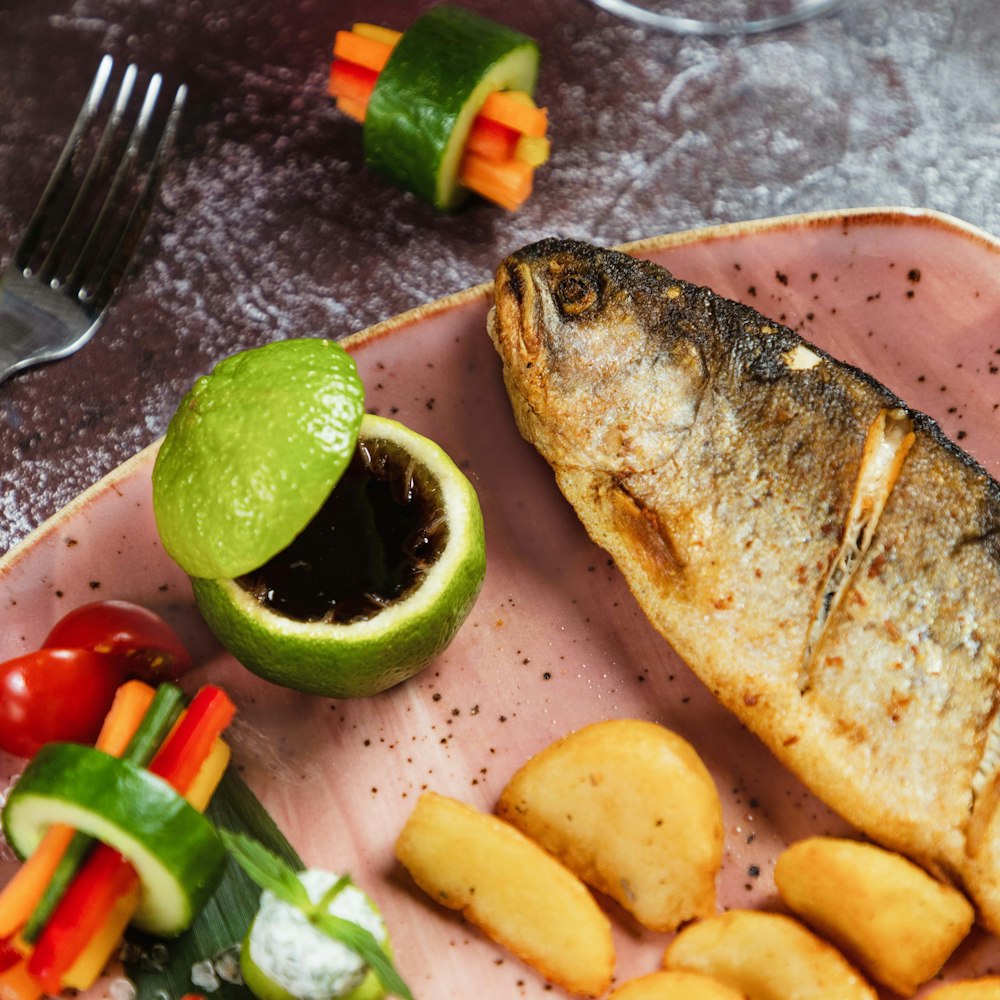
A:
[608,481,685,584]
[799,408,915,691]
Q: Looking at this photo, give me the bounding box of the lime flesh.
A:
[152,339,365,580]
[192,414,486,698]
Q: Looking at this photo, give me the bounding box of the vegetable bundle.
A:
[328,7,550,211]
[0,680,235,999]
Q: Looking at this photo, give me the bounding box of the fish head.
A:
[488,238,707,475]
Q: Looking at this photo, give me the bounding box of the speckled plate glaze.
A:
[3,208,1000,998]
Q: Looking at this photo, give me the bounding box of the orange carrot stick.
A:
[332,30,393,73]
[0,959,43,1000]
[335,96,368,124]
[92,680,157,757]
[478,91,547,137]
[459,151,533,211]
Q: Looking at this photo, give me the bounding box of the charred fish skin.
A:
[488,238,1000,929]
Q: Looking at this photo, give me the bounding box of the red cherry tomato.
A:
[0,648,125,758]
[43,600,191,683]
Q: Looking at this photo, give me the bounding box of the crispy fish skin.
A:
[488,238,1000,929]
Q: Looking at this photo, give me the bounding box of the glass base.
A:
[587,0,850,35]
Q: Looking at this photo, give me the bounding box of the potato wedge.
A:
[497,718,722,931]
[664,909,877,1000]
[395,791,614,997]
[774,836,974,996]
[924,978,1000,999]
[609,970,746,1000]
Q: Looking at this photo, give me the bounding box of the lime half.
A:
[152,339,365,580]
[191,414,486,699]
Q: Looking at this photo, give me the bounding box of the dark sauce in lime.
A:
[237,439,448,624]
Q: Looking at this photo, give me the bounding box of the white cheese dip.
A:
[247,870,388,1000]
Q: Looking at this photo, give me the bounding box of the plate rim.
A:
[339,205,1000,352]
[3,205,997,578]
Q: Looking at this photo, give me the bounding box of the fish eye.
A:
[555,274,599,316]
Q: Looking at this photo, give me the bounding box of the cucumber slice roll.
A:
[363,5,540,210]
[2,742,226,936]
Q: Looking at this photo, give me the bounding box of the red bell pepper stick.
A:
[25,686,235,992]
[26,850,133,993]
[328,59,377,107]
[0,937,21,974]
[148,685,235,792]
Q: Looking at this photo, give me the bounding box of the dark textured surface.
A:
[1,0,998,552]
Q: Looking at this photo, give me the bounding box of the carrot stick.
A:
[459,152,533,211]
[478,91,548,138]
[335,96,368,124]
[0,681,155,938]
[95,680,157,757]
[0,959,42,1000]
[0,829,75,940]
[332,30,393,73]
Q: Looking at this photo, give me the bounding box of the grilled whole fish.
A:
[488,238,1000,930]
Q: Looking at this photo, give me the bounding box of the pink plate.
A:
[3,208,1000,998]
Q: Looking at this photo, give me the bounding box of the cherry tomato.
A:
[0,648,125,758]
[43,600,192,682]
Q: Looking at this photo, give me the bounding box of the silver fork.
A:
[0,56,186,385]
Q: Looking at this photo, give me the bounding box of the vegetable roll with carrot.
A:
[328,6,550,211]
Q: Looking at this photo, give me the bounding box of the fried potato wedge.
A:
[924,978,1000,999]
[395,791,614,997]
[664,909,877,1000]
[774,836,974,995]
[496,718,722,931]
[609,970,746,1000]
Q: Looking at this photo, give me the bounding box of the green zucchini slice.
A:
[363,5,540,210]
[2,743,226,936]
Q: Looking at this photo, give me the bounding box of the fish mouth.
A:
[493,258,541,363]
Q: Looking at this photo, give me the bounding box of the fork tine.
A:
[15,54,114,270]
[83,81,187,309]
[64,70,163,298]
[38,63,139,285]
